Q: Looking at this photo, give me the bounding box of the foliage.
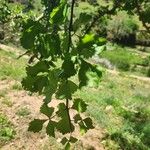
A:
[16,107,31,117]
[100,45,150,73]
[107,11,139,44]
[77,72,150,149]
[0,50,26,80]
[0,113,15,146]
[20,0,104,148]
[147,67,150,77]
[1,0,148,148]
[0,0,35,44]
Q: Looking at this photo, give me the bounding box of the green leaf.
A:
[28,119,47,132]
[79,121,87,135]
[82,34,95,44]
[56,103,75,134]
[60,59,76,78]
[37,34,61,58]
[61,32,69,53]
[83,117,94,129]
[43,69,59,102]
[22,74,48,93]
[21,20,43,50]
[56,80,78,100]
[77,34,96,58]
[86,65,102,87]
[78,59,90,87]
[46,121,56,137]
[26,61,49,77]
[72,98,88,113]
[86,71,100,88]
[78,59,102,88]
[69,136,78,143]
[73,13,92,31]
[40,103,54,117]
[20,30,35,50]
[65,142,71,150]
[73,114,82,123]
[78,118,94,135]
[61,137,68,145]
[50,3,67,24]
[22,76,36,92]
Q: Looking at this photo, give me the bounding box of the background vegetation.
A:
[0,0,150,149]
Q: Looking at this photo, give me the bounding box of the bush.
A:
[100,47,138,71]
[117,61,130,71]
[107,11,139,45]
[147,68,150,77]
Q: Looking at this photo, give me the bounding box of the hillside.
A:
[0,0,150,149]
[0,46,150,149]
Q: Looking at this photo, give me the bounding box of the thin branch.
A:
[66,98,73,136]
[67,0,75,53]
[65,0,76,136]
[83,3,118,36]
[135,0,150,33]
[17,51,30,59]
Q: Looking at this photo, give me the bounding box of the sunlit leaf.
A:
[56,80,78,99]
[72,98,88,113]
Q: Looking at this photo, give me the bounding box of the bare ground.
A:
[0,79,105,150]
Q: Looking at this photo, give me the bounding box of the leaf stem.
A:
[67,0,75,53]
[66,98,72,136]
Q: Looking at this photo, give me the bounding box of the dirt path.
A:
[1,43,150,83]
[0,80,105,150]
[106,69,150,82]
[0,44,21,56]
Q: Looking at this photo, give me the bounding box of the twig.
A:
[17,51,30,59]
[135,0,150,33]
[83,2,118,36]
[67,0,75,53]
[66,98,73,136]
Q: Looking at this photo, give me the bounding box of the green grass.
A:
[1,97,13,107]
[16,107,31,117]
[0,50,26,80]
[1,46,150,149]
[0,90,7,98]
[100,45,150,74]
[0,113,15,147]
[11,82,23,90]
[76,72,150,149]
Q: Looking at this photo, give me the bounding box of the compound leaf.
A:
[72,98,88,113]
[56,80,78,99]
[40,103,54,117]
[60,59,76,78]
[28,119,46,132]
[83,117,94,129]
[56,103,75,134]
[46,121,56,137]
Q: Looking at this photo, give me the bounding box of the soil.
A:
[0,79,105,150]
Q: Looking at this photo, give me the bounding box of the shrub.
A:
[147,68,150,77]
[107,11,139,45]
[0,113,15,145]
[117,60,130,71]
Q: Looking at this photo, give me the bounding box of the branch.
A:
[67,0,75,53]
[66,98,73,136]
[65,0,75,136]
[84,2,118,35]
[17,51,30,59]
[135,0,150,33]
